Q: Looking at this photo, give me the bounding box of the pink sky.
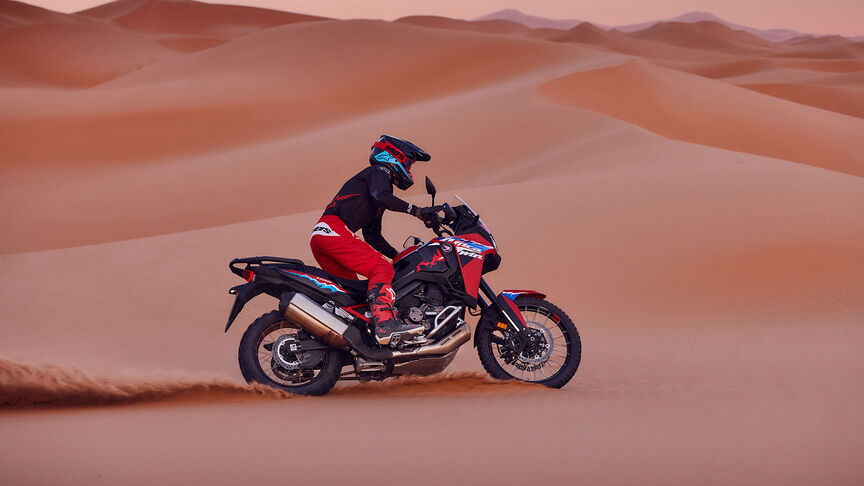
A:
[22,0,864,36]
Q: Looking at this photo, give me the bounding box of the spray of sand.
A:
[0,358,294,408]
[0,358,542,408]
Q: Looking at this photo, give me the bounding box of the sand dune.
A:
[525,22,750,63]
[0,19,588,165]
[774,57,864,72]
[538,59,864,176]
[154,34,229,52]
[553,22,614,44]
[76,0,325,36]
[782,35,864,58]
[0,0,70,28]
[1,3,863,484]
[664,57,777,79]
[0,20,173,86]
[394,15,529,34]
[741,82,864,118]
[630,20,776,54]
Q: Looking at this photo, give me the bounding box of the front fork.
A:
[473,278,528,347]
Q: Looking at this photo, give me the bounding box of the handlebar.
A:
[424,203,457,237]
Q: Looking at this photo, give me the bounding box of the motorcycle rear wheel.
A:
[238,310,343,396]
[476,296,581,388]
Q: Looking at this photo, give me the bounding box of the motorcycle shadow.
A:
[331,371,547,397]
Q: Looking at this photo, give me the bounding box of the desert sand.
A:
[1,1,863,484]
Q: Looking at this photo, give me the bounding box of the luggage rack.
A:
[229,256,306,278]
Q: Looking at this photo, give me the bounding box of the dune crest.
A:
[0,0,71,28]
[538,59,864,176]
[0,19,585,165]
[394,15,529,34]
[76,0,326,36]
[630,20,775,53]
[741,82,864,119]
[0,20,173,87]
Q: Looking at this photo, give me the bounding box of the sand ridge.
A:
[537,58,864,176]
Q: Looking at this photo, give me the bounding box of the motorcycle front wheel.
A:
[476,296,581,388]
[238,310,344,396]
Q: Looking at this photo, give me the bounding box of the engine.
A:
[397,284,450,331]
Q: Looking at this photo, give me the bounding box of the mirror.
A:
[425,176,436,206]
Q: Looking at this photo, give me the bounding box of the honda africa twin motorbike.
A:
[224,177,581,395]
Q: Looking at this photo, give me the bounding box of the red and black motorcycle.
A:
[224,177,581,395]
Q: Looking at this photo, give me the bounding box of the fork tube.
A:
[479,278,497,307]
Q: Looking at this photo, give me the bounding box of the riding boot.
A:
[367,282,423,345]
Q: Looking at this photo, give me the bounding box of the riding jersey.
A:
[322,166,415,259]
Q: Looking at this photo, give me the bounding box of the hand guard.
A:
[410,205,438,223]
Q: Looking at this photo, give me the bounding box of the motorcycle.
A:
[224,177,581,395]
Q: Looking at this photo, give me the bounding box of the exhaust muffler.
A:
[281,292,350,349]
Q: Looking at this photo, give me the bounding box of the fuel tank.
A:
[393,240,456,281]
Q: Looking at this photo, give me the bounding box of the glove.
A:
[410,205,438,222]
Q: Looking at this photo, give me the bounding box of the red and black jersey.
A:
[321,166,414,258]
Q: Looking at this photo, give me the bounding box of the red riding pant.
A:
[309,215,394,292]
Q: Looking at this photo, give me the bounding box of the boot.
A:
[367,282,424,345]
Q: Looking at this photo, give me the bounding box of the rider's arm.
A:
[362,215,399,259]
[369,166,415,214]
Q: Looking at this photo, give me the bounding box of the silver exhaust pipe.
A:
[280,292,471,361]
[391,323,470,360]
[281,292,350,349]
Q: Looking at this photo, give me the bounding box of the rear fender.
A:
[225,281,269,332]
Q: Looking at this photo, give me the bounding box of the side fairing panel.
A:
[277,269,355,306]
[436,236,496,299]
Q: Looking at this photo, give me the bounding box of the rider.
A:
[310,134,438,345]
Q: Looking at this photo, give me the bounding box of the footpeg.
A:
[389,333,428,349]
[388,332,402,348]
[354,357,386,373]
[401,335,428,347]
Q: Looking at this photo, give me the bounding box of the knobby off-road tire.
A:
[238,310,343,396]
[477,296,581,388]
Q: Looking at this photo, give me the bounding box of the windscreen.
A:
[454,194,496,249]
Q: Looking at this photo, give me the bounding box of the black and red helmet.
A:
[369,134,431,190]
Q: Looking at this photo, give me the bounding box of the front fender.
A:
[501,289,546,300]
[473,290,544,347]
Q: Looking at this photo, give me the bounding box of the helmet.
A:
[369,134,430,190]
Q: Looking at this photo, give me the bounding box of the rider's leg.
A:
[310,216,423,344]
[311,243,358,280]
